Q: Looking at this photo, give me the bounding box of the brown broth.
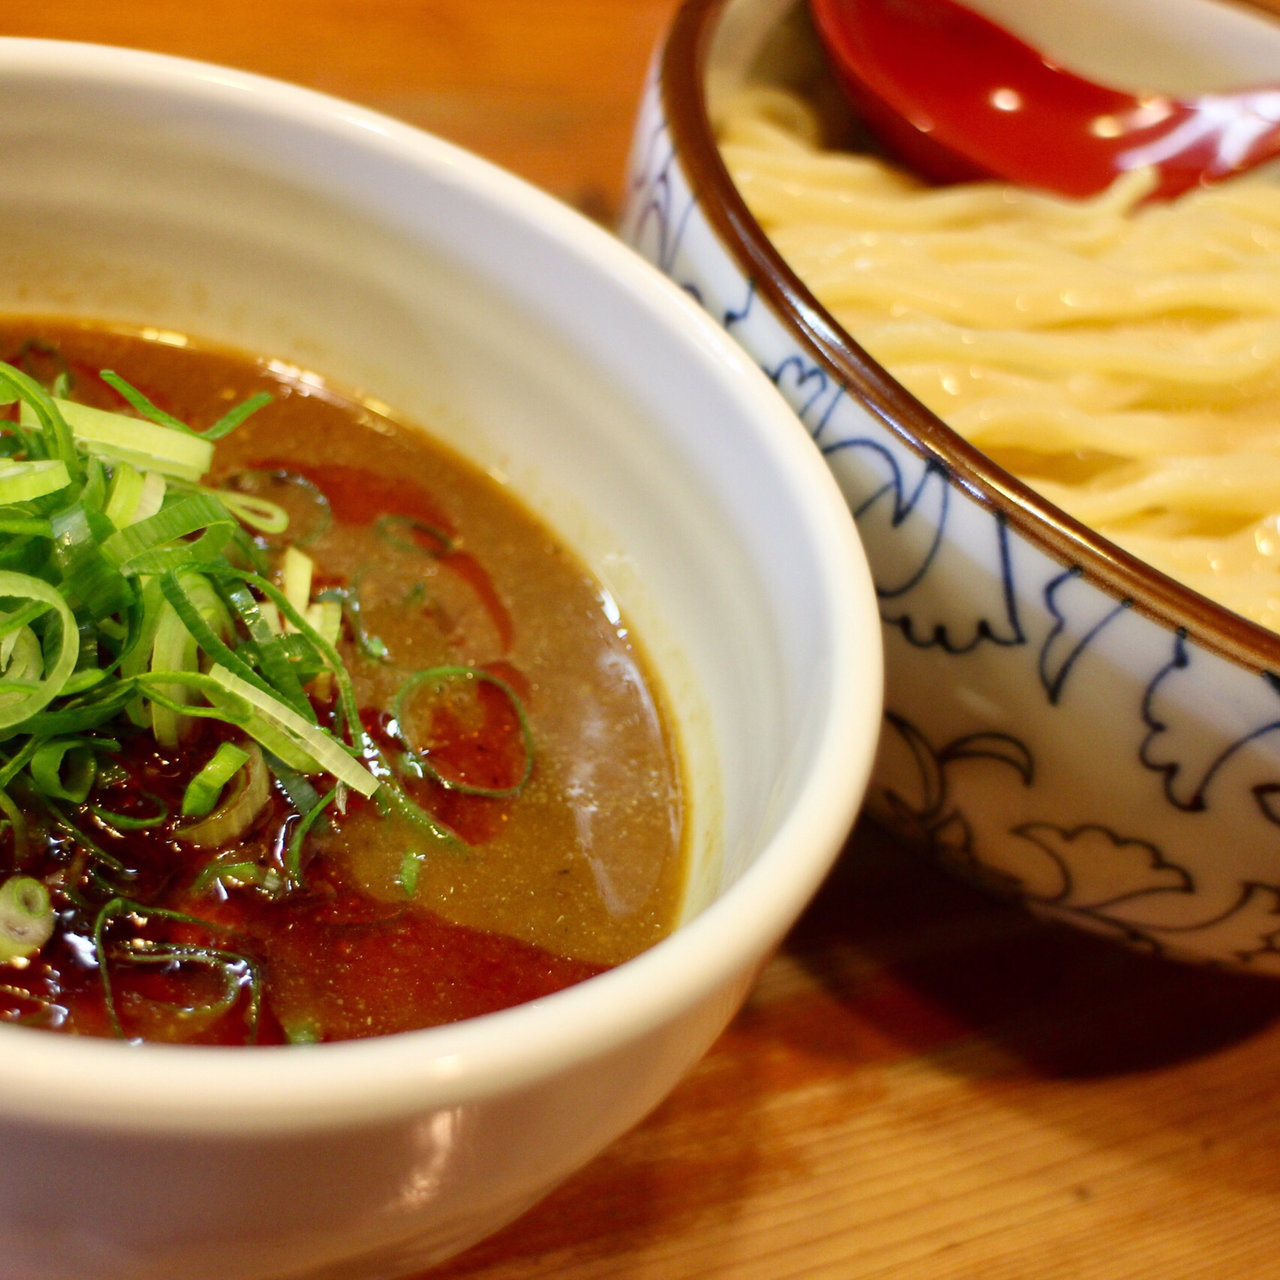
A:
[0,322,686,1044]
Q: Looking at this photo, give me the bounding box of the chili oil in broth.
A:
[0,321,686,1044]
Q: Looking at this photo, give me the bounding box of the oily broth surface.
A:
[213,369,684,967]
[0,321,686,1037]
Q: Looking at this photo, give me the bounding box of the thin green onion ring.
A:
[391,665,534,799]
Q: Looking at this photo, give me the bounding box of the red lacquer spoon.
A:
[808,0,1280,199]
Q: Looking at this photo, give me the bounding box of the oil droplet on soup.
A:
[0,321,686,1044]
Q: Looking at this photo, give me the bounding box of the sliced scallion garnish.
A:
[0,875,55,963]
[176,742,270,847]
[392,665,534,798]
[91,894,262,1041]
[21,394,214,481]
[204,664,377,797]
[181,740,252,818]
[0,356,387,848]
[89,794,168,832]
[0,459,70,504]
[0,572,80,732]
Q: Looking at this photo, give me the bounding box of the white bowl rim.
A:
[0,36,883,1134]
[659,0,1280,676]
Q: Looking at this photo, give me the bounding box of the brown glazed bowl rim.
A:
[659,0,1280,674]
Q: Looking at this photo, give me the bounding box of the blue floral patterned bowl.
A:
[621,0,1280,972]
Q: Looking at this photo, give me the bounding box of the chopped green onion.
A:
[0,364,80,484]
[92,895,261,1041]
[100,494,236,576]
[0,572,80,733]
[319,581,388,661]
[29,738,101,804]
[147,573,232,747]
[103,461,145,528]
[90,794,168,831]
[22,394,214,481]
[181,740,252,817]
[281,546,313,629]
[0,876,54,963]
[283,1018,320,1045]
[200,390,272,442]
[223,469,331,547]
[213,488,288,534]
[213,566,370,755]
[285,784,338,883]
[206,664,378,796]
[305,598,342,649]
[97,370,193,433]
[175,742,269,846]
[192,855,284,896]
[375,513,453,555]
[49,503,133,620]
[158,567,308,719]
[0,458,70,504]
[0,788,29,864]
[104,463,167,530]
[392,665,534,798]
[218,579,314,713]
[399,847,425,896]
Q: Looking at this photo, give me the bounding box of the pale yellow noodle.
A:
[938,393,1263,460]
[851,316,1280,387]
[1034,455,1280,524]
[717,85,1280,628]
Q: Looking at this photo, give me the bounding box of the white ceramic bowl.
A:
[0,38,882,1280]
[621,0,1280,972]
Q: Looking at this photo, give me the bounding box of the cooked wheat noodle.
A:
[717,85,1280,631]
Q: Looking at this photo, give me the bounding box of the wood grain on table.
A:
[8,1,1280,1275]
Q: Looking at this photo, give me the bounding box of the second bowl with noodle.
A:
[622,0,1280,971]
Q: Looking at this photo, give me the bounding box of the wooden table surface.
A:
[10,2,1280,1276]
